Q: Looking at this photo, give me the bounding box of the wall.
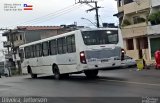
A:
[121,23,147,38]
[123,0,150,14]
[151,0,160,7]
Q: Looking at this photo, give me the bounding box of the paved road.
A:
[0,68,160,97]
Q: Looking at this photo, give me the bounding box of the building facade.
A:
[115,0,160,64]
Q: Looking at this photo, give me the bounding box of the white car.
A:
[121,56,136,68]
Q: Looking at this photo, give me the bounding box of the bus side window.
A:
[50,40,57,55]
[24,46,30,59]
[42,42,49,56]
[35,44,42,57]
[57,38,63,54]
[67,35,76,53]
[62,37,67,54]
[30,45,35,58]
[72,35,76,52]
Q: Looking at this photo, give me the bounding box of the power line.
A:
[21,4,83,25]
[78,0,102,28]
[7,4,81,28]
[21,4,81,25]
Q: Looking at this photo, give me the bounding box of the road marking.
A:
[100,79,160,87]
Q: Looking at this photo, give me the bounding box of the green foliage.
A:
[122,19,131,26]
[148,11,160,25]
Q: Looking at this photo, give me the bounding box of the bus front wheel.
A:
[53,65,61,80]
[28,66,37,79]
[84,70,98,78]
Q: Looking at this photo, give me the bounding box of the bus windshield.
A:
[82,30,118,45]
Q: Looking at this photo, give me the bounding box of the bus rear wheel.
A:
[84,70,98,78]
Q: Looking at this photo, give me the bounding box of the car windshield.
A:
[81,30,118,45]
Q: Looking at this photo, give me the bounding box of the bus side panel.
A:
[36,56,54,75]
[56,53,78,74]
[22,58,41,74]
[22,66,28,74]
[74,31,88,72]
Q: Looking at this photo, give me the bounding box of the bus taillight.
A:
[121,49,125,61]
[80,51,87,64]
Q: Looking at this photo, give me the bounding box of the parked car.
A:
[121,56,136,68]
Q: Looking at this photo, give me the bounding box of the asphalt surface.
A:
[0,67,160,97]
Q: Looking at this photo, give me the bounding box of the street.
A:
[0,67,160,97]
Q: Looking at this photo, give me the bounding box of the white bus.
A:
[19,28,124,79]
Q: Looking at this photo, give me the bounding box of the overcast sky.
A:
[0,0,118,57]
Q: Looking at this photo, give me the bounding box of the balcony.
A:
[147,24,160,36]
[123,22,147,28]
[123,0,150,14]
[151,0,160,7]
[3,41,11,47]
[14,40,24,47]
[121,22,148,38]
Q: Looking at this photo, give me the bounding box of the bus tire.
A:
[84,70,98,78]
[28,66,37,79]
[53,65,61,80]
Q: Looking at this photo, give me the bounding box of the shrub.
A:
[122,19,131,26]
[148,11,160,25]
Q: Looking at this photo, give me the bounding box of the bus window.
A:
[50,40,57,55]
[63,37,67,54]
[35,44,42,57]
[57,38,63,54]
[82,30,118,45]
[42,42,49,56]
[66,35,76,53]
[30,45,35,58]
[24,46,30,59]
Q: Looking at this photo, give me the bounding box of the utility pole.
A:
[77,0,102,28]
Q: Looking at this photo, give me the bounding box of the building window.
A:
[133,16,146,24]
[142,37,148,49]
[136,37,148,49]
[118,0,123,7]
[124,0,133,5]
[16,36,18,40]
[20,35,22,40]
[133,16,139,24]
[126,39,134,50]
[42,42,49,56]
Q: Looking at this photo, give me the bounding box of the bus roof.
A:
[19,28,118,48]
